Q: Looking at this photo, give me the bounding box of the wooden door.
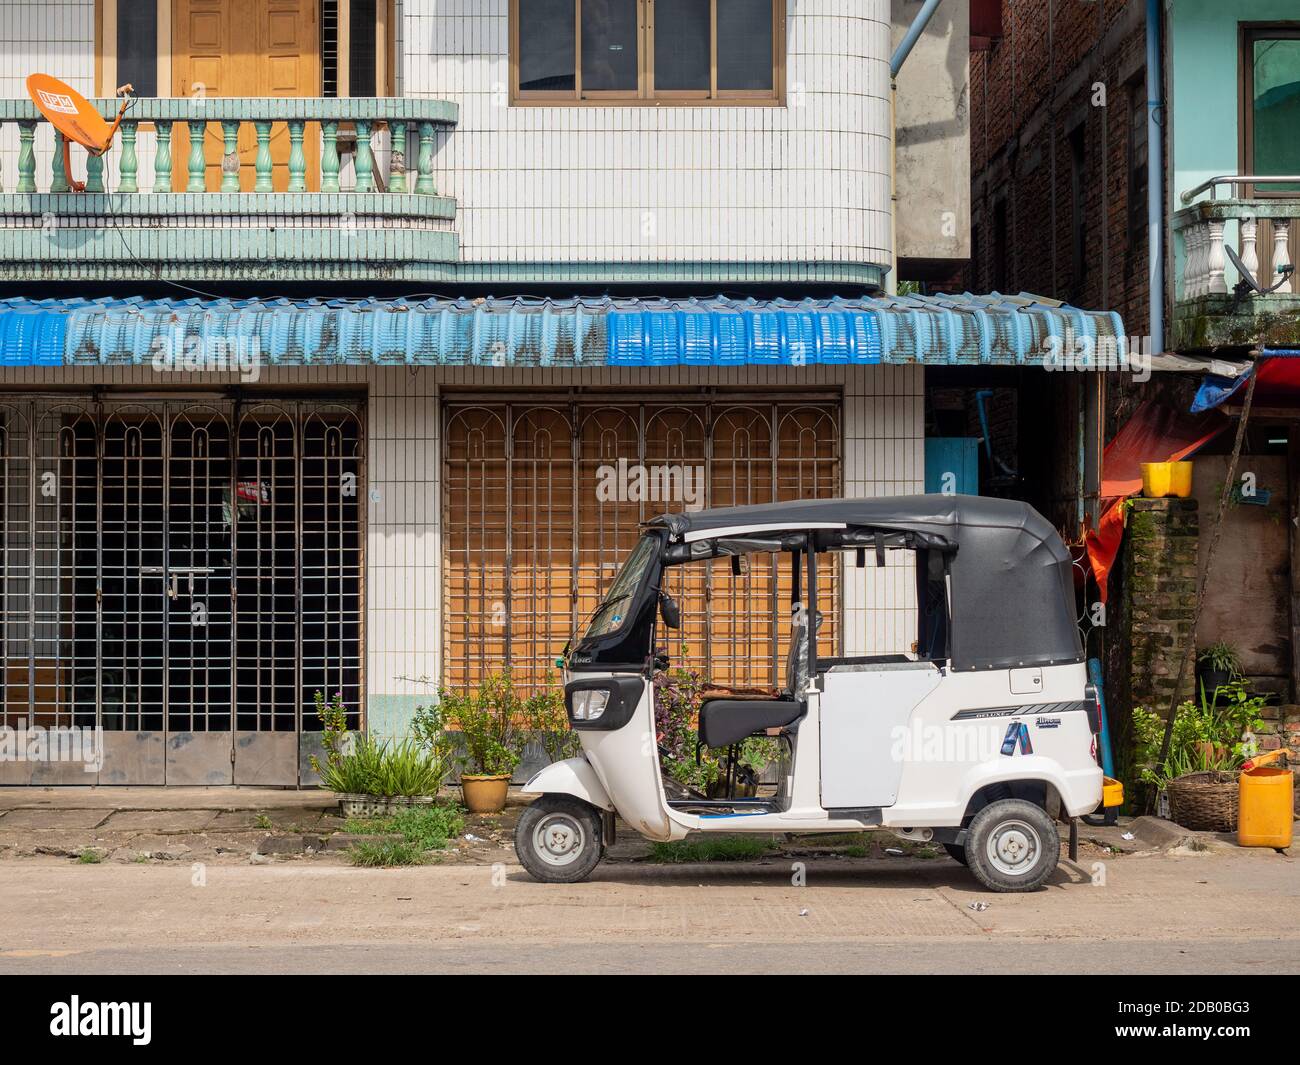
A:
[172,0,321,191]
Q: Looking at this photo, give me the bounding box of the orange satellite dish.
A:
[26,73,134,193]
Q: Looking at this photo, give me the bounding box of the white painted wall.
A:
[891,0,971,266]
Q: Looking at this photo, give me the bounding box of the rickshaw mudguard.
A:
[956,755,1103,821]
[522,756,615,812]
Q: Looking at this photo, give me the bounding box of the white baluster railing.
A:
[1175,182,1299,302]
[1273,222,1293,295]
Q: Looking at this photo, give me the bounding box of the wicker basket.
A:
[1166,770,1240,832]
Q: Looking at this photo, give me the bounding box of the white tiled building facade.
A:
[0,0,924,759]
[409,0,893,268]
[0,363,921,742]
[0,1,895,270]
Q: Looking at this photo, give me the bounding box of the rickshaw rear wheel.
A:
[516,794,604,884]
[964,798,1059,892]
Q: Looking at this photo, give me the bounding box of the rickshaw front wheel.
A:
[516,794,604,884]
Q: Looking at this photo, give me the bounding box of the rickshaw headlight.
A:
[571,689,610,721]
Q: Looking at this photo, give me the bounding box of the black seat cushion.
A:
[698,699,802,749]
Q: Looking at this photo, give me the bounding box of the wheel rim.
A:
[985,818,1041,876]
[532,812,587,868]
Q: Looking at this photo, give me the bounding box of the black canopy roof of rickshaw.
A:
[645,495,1083,672]
[646,494,1053,546]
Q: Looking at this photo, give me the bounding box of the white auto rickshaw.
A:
[515,495,1117,892]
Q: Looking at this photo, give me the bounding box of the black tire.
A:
[515,795,604,884]
[964,798,1059,893]
[943,842,968,866]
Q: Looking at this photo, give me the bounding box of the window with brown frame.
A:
[1242,25,1300,195]
[512,0,784,104]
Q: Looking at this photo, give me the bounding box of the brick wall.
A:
[1104,497,1198,794]
[968,0,1149,338]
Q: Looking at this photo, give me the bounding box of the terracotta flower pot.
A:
[461,774,511,813]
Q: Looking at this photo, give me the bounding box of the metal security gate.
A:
[444,394,841,693]
[0,396,364,786]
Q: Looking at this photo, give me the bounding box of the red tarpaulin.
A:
[1085,399,1226,601]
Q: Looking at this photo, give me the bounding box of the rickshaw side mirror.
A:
[659,591,681,630]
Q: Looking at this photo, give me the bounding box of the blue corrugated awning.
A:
[0,293,1125,369]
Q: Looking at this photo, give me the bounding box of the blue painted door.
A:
[925,437,980,495]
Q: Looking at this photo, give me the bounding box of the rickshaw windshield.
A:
[583,535,659,639]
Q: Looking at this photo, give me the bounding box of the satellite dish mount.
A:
[25,74,134,193]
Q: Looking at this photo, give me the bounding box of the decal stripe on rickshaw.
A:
[949,700,1088,721]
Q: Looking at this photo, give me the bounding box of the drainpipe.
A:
[888,0,944,297]
[1146,0,1164,352]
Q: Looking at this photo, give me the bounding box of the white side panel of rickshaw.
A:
[883,661,1102,825]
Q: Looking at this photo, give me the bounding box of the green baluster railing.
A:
[220,120,241,192]
[2,98,458,199]
[118,121,138,193]
[154,120,173,191]
[16,120,36,193]
[50,132,68,193]
[321,120,340,193]
[287,119,306,192]
[253,120,273,192]
[354,120,374,193]
[388,121,407,193]
[416,121,436,195]
[186,119,206,191]
[85,152,104,194]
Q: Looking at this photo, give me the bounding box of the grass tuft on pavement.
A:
[649,836,780,863]
[343,803,465,851]
[348,839,429,867]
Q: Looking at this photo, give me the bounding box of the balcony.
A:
[0,97,458,285]
[1173,176,1300,351]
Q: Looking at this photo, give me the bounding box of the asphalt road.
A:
[3,937,1295,975]
[1,848,1296,975]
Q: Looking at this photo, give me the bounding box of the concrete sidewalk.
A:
[0,786,541,865]
[0,786,1265,866]
[0,786,336,812]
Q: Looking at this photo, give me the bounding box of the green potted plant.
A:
[439,672,525,813]
[1197,641,1240,699]
[652,663,783,800]
[521,684,581,765]
[653,663,716,797]
[1131,677,1268,831]
[734,736,782,797]
[311,691,454,817]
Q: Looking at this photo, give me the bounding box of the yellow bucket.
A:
[1102,776,1124,809]
[1141,461,1194,499]
[1238,751,1294,848]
